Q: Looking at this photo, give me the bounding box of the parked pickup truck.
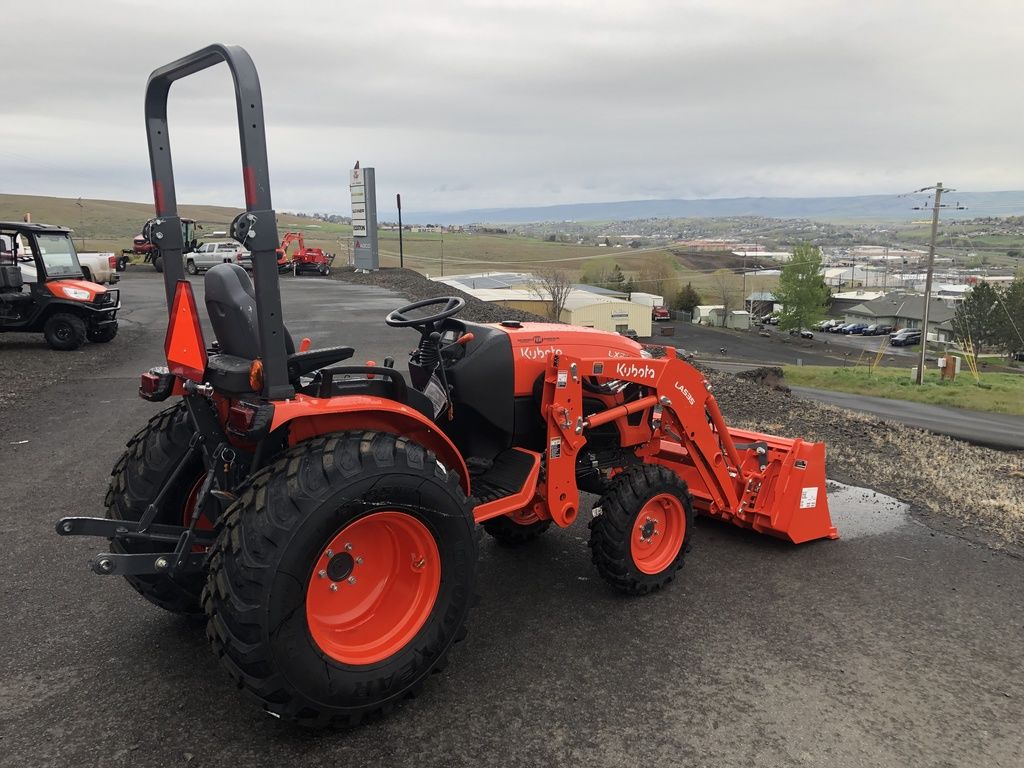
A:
[77,252,121,285]
[651,306,671,321]
[185,241,251,274]
[19,250,120,285]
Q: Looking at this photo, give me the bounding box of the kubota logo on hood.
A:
[520,346,562,360]
[614,362,656,380]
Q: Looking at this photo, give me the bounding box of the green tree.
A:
[674,282,702,313]
[774,243,829,331]
[952,281,999,352]
[607,264,625,285]
[992,278,1024,354]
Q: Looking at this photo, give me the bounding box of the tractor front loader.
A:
[58,44,837,728]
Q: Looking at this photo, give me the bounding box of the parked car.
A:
[619,328,639,340]
[186,241,250,274]
[862,324,879,336]
[800,329,814,339]
[876,325,894,336]
[828,322,847,333]
[651,306,671,321]
[890,330,922,347]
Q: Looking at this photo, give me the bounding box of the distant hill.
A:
[0,193,332,246]
[400,190,1024,225]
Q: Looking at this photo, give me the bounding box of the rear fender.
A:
[270,394,470,493]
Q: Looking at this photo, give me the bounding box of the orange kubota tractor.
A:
[58,45,837,728]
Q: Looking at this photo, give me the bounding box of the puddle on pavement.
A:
[826,480,910,539]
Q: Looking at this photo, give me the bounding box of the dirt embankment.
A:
[337,268,1024,552]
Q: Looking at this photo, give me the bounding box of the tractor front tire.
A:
[87,323,118,343]
[482,509,551,546]
[43,313,87,351]
[588,465,693,595]
[153,255,163,273]
[104,403,207,613]
[204,431,478,728]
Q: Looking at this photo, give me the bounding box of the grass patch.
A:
[782,364,1024,416]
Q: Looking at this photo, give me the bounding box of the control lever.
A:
[383,357,395,368]
[442,332,474,352]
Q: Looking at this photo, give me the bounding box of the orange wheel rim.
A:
[306,511,441,666]
[508,506,541,526]
[630,494,685,575]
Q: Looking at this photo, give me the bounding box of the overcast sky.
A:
[2,0,1020,216]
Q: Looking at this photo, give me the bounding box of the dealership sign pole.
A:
[350,164,379,270]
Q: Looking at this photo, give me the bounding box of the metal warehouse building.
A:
[433,274,653,337]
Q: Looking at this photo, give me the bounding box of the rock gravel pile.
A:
[337,269,1024,551]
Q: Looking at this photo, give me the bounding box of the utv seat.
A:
[0,265,31,304]
[201,264,432,418]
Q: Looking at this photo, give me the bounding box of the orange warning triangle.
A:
[164,280,207,382]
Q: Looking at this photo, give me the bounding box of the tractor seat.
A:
[201,265,425,417]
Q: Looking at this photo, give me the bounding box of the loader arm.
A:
[539,347,836,543]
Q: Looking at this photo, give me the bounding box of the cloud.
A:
[1,0,1020,215]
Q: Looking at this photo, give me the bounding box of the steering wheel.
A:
[385,296,466,329]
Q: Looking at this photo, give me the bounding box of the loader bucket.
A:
[712,428,838,544]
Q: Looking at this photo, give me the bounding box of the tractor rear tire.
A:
[104,403,206,614]
[87,324,118,343]
[203,431,478,728]
[185,259,198,275]
[153,255,163,273]
[43,313,87,351]
[588,465,693,596]
[482,511,551,546]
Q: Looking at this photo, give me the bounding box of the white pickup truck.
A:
[19,251,120,285]
[77,252,120,285]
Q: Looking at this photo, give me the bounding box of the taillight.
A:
[227,403,257,434]
[139,367,175,401]
[108,255,118,270]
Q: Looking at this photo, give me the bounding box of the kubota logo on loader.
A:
[614,362,656,380]
[520,346,562,360]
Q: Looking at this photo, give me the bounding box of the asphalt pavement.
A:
[658,323,1022,450]
[1,271,1022,768]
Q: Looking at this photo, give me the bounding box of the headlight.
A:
[62,286,91,300]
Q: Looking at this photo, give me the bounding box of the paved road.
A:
[792,387,1024,450]
[657,326,1022,451]
[1,271,1022,768]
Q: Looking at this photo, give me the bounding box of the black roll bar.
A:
[145,44,293,400]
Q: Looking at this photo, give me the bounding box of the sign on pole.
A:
[350,165,378,269]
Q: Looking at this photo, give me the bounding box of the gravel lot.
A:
[335,268,1024,552]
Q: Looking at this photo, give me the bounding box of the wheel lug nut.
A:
[413,558,426,569]
[318,569,327,579]
[326,549,333,558]
[355,556,363,565]
[344,543,353,551]
[347,576,357,585]
[329,583,338,592]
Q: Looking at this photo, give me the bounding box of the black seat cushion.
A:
[0,265,24,291]
[204,263,294,359]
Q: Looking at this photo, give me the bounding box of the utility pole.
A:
[76,197,85,250]
[396,193,404,269]
[911,183,965,385]
[440,231,445,277]
[741,248,747,310]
